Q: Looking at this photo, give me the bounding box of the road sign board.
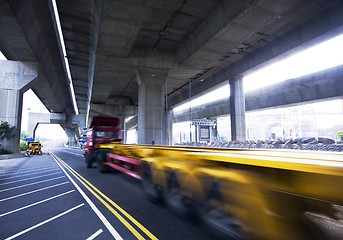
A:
[192,119,217,126]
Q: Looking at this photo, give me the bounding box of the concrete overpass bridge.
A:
[1,0,343,152]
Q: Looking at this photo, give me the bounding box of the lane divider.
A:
[51,153,122,240]
[51,152,158,240]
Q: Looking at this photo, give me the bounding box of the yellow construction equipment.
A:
[25,141,42,156]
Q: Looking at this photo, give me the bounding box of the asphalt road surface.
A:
[0,141,214,240]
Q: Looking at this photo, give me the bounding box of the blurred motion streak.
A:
[91,143,343,239]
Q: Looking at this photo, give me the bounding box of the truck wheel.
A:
[97,151,108,173]
[200,182,250,240]
[201,204,247,240]
[85,154,93,168]
[165,171,192,218]
[142,164,163,202]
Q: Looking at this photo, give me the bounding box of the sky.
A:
[21,89,67,140]
[0,51,6,60]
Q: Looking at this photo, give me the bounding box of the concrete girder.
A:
[97,48,182,70]
[26,112,85,146]
[177,0,249,65]
[168,1,343,108]
[89,103,137,129]
[8,0,74,114]
[125,115,138,131]
[90,103,137,118]
[173,65,343,123]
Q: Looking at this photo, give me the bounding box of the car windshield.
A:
[95,131,118,138]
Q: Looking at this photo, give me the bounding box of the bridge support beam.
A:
[0,60,38,153]
[230,77,246,141]
[136,68,166,145]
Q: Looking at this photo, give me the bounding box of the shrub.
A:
[0,121,16,146]
[338,131,343,141]
[19,141,27,151]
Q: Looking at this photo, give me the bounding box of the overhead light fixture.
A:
[51,0,79,115]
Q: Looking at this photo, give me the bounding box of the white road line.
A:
[0,176,65,192]
[4,164,58,172]
[0,168,61,180]
[4,203,84,240]
[0,172,62,186]
[63,150,83,157]
[3,166,59,175]
[52,155,123,240]
[0,190,75,217]
[86,229,103,240]
[0,182,69,202]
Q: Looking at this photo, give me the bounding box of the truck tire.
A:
[200,183,248,240]
[142,164,163,202]
[165,171,192,218]
[97,151,108,173]
[85,154,93,168]
[199,180,257,240]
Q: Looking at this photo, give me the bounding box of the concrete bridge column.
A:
[166,110,173,145]
[64,127,78,148]
[136,68,166,145]
[229,76,246,141]
[0,61,38,153]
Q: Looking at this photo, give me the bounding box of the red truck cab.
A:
[84,116,122,169]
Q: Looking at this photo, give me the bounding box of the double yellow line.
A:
[51,152,158,240]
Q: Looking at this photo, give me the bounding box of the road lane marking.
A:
[0,176,65,192]
[63,150,83,157]
[0,182,69,202]
[0,190,75,217]
[86,229,103,240]
[0,168,61,180]
[54,154,145,240]
[2,166,59,175]
[0,172,62,186]
[53,152,158,240]
[4,203,84,240]
[4,164,58,172]
[51,154,123,240]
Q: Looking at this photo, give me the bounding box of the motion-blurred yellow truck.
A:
[95,144,343,240]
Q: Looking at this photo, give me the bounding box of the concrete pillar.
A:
[72,114,87,137]
[123,119,126,143]
[0,61,38,153]
[64,127,77,147]
[78,114,87,134]
[229,77,246,141]
[166,110,173,145]
[136,68,166,145]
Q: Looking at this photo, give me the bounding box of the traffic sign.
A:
[192,119,217,126]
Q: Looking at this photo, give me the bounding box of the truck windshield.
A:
[95,131,118,138]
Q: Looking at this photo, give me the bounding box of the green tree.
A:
[0,121,16,146]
